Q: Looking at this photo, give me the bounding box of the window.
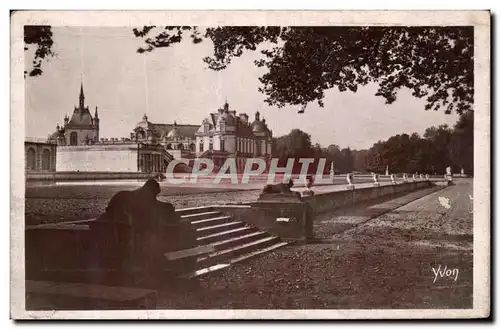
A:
[200,143,204,152]
[220,140,225,152]
[139,154,144,172]
[42,149,50,171]
[70,132,78,146]
[189,143,195,152]
[209,142,213,151]
[27,148,36,170]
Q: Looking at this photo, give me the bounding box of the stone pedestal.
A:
[251,193,314,242]
[25,211,198,287]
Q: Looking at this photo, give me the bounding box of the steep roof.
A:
[66,107,94,127]
[151,123,199,139]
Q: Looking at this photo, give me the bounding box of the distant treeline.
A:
[272,111,473,175]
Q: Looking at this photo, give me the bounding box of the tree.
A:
[361,112,474,175]
[135,26,474,115]
[25,25,474,116]
[24,25,54,77]
[450,111,473,174]
[273,128,314,162]
[352,149,369,172]
[340,147,354,173]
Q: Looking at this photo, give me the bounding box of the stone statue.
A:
[99,179,198,274]
[372,173,380,186]
[425,174,430,180]
[390,174,396,184]
[412,173,417,181]
[346,173,355,189]
[403,173,408,182]
[329,162,335,183]
[419,174,424,180]
[385,165,389,176]
[102,179,163,225]
[262,179,301,197]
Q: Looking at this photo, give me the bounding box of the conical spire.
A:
[94,106,98,118]
[79,80,85,110]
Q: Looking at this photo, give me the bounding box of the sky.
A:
[25,27,460,150]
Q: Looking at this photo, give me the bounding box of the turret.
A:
[94,106,100,141]
[255,111,260,121]
[64,114,69,126]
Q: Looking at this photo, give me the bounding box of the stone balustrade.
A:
[221,180,435,242]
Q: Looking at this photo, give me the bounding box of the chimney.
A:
[239,113,248,122]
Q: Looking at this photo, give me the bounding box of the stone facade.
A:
[25,139,57,172]
[55,143,166,173]
[195,102,273,169]
[47,92,274,173]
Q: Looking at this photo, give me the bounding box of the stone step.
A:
[210,231,269,251]
[197,226,258,245]
[190,215,234,229]
[175,206,214,217]
[196,221,246,236]
[229,241,289,264]
[181,211,222,222]
[184,241,289,279]
[196,236,280,268]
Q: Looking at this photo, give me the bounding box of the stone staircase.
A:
[162,149,194,173]
[176,206,288,278]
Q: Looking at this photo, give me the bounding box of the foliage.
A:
[272,112,473,175]
[24,25,474,116]
[359,112,473,174]
[135,26,474,114]
[24,25,54,77]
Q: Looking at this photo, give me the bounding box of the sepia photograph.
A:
[10,10,490,319]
